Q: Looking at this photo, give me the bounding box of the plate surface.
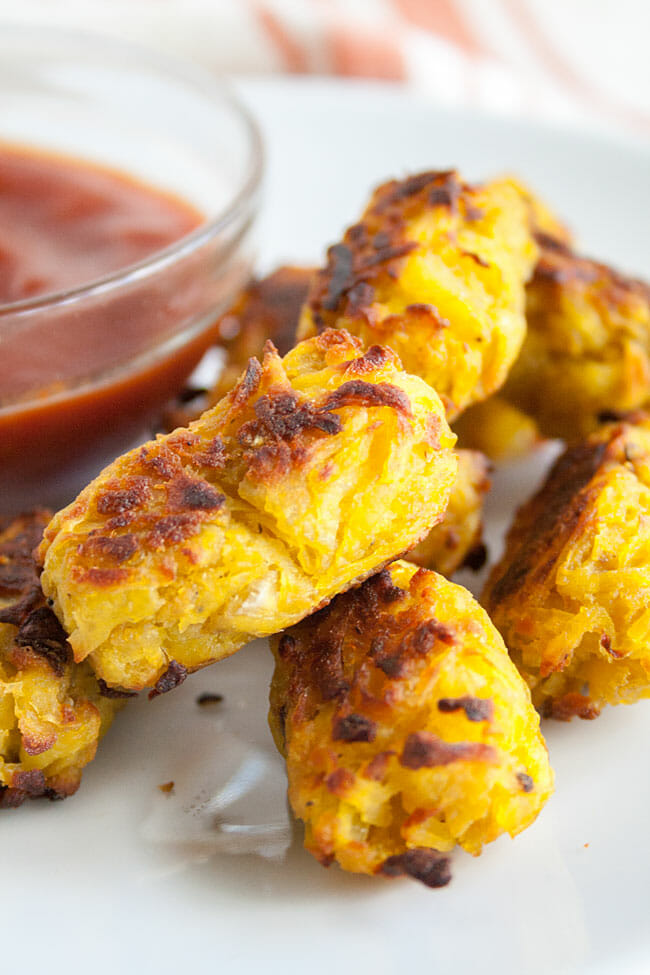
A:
[5,78,650,975]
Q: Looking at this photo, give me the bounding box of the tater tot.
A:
[270,561,553,885]
[0,512,121,807]
[483,414,650,718]
[298,170,538,419]
[39,331,456,693]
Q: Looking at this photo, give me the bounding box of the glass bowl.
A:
[0,26,263,514]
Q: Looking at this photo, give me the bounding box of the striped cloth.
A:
[4,0,649,136]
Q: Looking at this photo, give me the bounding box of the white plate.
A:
[5,79,650,975]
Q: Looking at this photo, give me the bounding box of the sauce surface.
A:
[0,144,202,303]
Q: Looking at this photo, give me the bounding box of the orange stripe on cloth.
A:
[392,0,488,56]
[254,4,310,73]
[502,0,650,133]
[326,23,406,80]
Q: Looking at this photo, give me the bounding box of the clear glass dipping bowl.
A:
[0,27,263,515]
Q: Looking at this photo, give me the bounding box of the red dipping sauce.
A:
[0,145,202,305]
[0,145,239,514]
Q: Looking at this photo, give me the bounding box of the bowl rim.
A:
[0,24,264,319]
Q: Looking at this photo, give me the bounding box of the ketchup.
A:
[0,145,202,305]
[0,145,232,514]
